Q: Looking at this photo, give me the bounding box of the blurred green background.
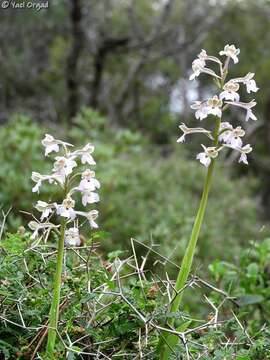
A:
[0,0,270,267]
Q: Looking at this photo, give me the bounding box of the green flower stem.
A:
[46,217,67,358]
[158,117,221,359]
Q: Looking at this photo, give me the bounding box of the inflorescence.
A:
[29,135,100,245]
[177,44,259,167]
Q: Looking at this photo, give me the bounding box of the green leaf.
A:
[247,263,259,278]
[237,294,264,306]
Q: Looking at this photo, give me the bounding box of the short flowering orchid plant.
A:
[29,134,100,357]
[159,44,259,359]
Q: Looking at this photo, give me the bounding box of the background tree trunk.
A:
[66,0,83,121]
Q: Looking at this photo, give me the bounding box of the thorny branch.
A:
[0,237,254,359]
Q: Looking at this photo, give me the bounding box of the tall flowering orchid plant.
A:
[29,134,100,357]
[159,45,258,358]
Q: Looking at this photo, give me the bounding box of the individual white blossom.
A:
[231,73,259,93]
[189,58,205,80]
[31,172,63,193]
[55,196,76,220]
[76,209,99,228]
[226,100,257,121]
[207,95,223,118]
[220,81,240,102]
[196,145,219,167]
[53,156,77,180]
[28,221,59,239]
[219,123,245,148]
[64,227,81,246]
[218,122,233,142]
[238,144,253,164]
[219,44,240,64]
[35,200,54,221]
[198,49,222,65]
[190,101,209,120]
[78,169,100,191]
[228,126,245,147]
[42,134,73,156]
[191,97,223,119]
[71,144,96,165]
[189,58,220,81]
[79,189,100,207]
[225,143,252,164]
[177,123,213,143]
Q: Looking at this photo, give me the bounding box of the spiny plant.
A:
[29,134,100,358]
[158,44,259,358]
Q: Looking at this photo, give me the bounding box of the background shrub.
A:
[0,109,266,268]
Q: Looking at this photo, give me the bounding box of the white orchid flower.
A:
[31,172,63,193]
[71,144,96,165]
[190,101,210,120]
[35,200,55,221]
[198,49,222,65]
[64,227,81,247]
[226,99,257,121]
[55,196,76,220]
[219,44,240,64]
[219,123,245,148]
[207,95,223,118]
[78,169,100,191]
[189,58,220,81]
[177,123,213,143]
[231,73,259,93]
[28,221,59,239]
[76,209,99,228]
[224,143,252,164]
[220,81,240,102]
[79,189,100,207]
[41,134,73,156]
[196,144,219,167]
[238,144,253,164]
[53,156,77,180]
[218,122,233,143]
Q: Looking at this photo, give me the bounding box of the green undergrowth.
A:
[0,233,269,359]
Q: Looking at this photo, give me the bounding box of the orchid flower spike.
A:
[30,134,101,240]
[178,45,258,168]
